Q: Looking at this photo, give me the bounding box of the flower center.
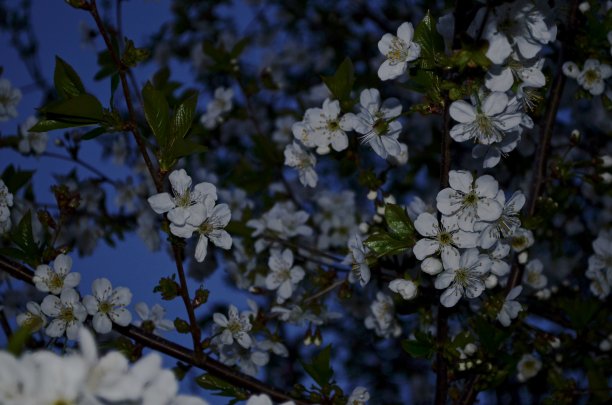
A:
[438,232,452,245]
[99,301,113,314]
[387,37,408,63]
[584,69,600,85]
[59,306,75,322]
[463,191,478,206]
[175,189,192,208]
[373,118,389,135]
[326,119,340,132]
[455,268,470,286]
[199,221,214,235]
[49,273,64,291]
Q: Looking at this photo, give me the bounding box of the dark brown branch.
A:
[85,0,162,193]
[434,96,453,405]
[0,255,308,404]
[506,0,581,293]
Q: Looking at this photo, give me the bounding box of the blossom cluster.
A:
[19,253,132,338]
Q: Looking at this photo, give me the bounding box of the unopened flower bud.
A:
[600,173,612,184]
[367,190,377,200]
[484,274,498,289]
[464,343,477,355]
[570,129,580,144]
[384,195,396,204]
[578,2,590,12]
[358,222,369,233]
[373,214,383,223]
[599,155,612,168]
[518,251,528,264]
[376,205,386,215]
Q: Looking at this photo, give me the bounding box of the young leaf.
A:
[413,11,445,68]
[11,211,40,259]
[142,82,170,148]
[1,165,34,193]
[196,374,249,400]
[402,332,435,359]
[384,204,416,243]
[40,94,104,123]
[321,57,355,104]
[364,232,411,258]
[54,56,86,99]
[300,345,334,387]
[170,93,198,141]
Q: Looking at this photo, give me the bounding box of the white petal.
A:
[195,235,209,262]
[53,254,72,275]
[110,308,132,326]
[93,313,113,334]
[449,101,476,124]
[413,239,439,260]
[414,212,439,237]
[449,170,473,193]
[440,285,462,307]
[148,193,175,214]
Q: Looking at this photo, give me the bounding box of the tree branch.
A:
[0,255,309,404]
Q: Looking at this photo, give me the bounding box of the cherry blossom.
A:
[33,253,81,295]
[436,170,503,232]
[434,248,492,307]
[83,278,132,334]
[377,22,421,81]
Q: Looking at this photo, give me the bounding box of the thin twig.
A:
[41,152,118,186]
[303,279,345,304]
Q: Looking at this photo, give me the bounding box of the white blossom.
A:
[16,301,47,332]
[201,87,233,129]
[134,302,175,334]
[413,212,478,262]
[434,248,492,307]
[577,59,611,96]
[213,305,253,348]
[497,286,523,326]
[0,78,22,121]
[344,233,371,287]
[266,248,305,303]
[302,98,352,153]
[41,288,87,339]
[377,22,421,80]
[389,279,418,300]
[586,229,612,299]
[436,170,503,232]
[449,92,522,145]
[517,353,542,382]
[284,141,318,187]
[475,190,525,249]
[347,386,370,404]
[522,259,547,289]
[18,116,48,155]
[364,292,402,338]
[148,169,217,227]
[83,278,132,334]
[32,253,81,295]
[0,180,13,234]
[345,88,403,159]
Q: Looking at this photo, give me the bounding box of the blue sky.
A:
[1,2,255,402]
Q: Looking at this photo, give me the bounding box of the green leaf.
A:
[413,11,445,68]
[168,139,207,160]
[170,93,198,141]
[7,325,34,356]
[321,57,355,106]
[1,165,34,193]
[54,56,86,99]
[81,126,106,140]
[364,232,411,258]
[142,82,170,148]
[300,345,334,387]
[11,211,40,259]
[402,332,434,359]
[384,204,415,242]
[196,374,249,401]
[29,119,83,132]
[473,316,511,352]
[40,93,104,123]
